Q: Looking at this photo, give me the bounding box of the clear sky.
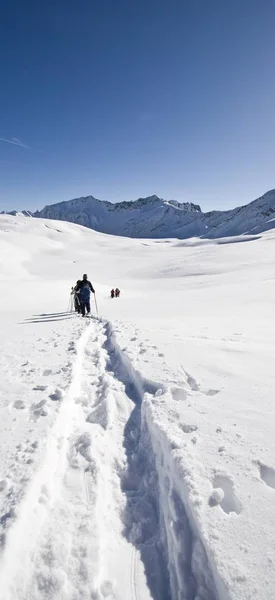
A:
[1,0,275,212]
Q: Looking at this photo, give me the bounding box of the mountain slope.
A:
[4,189,275,239]
[33,190,275,238]
[34,194,202,238]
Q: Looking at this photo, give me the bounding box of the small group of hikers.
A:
[71,274,95,317]
[110,288,120,298]
[71,276,121,316]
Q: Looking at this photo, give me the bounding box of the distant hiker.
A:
[110,289,115,298]
[115,288,120,298]
[73,281,81,313]
[75,274,95,317]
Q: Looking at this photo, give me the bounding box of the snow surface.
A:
[0,213,275,600]
[32,189,275,239]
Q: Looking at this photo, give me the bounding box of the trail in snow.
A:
[0,319,163,600]
[2,214,275,600]
[0,317,223,600]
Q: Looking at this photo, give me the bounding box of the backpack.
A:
[80,283,90,301]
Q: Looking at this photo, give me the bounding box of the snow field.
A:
[1,214,275,599]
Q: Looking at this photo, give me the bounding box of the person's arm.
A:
[89,282,95,293]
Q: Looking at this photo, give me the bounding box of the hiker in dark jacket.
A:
[75,274,95,317]
[72,280,81,313]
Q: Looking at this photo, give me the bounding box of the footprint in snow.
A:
[205,389,220,397]
[33,385,47,391]
[49,388,64,401]
[30,399,48,420]
[0,480,7,492]
[87,401,108,429]
[181,367,200,392]
[100,580,115,597]
[187,374,200,392]
[179,423,198,434]
[257,462,275,489]
[209,473,242,514]
[171,387,187,402]
[181,367,220,397]
[13,400,25,410]
[73,433,93,464]
[0,507,16,530]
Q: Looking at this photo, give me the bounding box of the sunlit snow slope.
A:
[0,214,274,600]
[34,189,275,238]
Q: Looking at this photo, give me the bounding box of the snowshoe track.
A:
[0,317,224,600]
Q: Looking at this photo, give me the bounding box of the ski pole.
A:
[94,293,99,316]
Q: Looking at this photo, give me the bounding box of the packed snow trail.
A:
[0,318,163,600]
[0,316,224,600]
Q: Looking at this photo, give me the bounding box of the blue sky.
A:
[1,0,275,211]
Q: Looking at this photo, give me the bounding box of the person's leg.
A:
[86,300,91,314]
[80,301,85,317]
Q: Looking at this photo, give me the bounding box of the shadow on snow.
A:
[103,321,171,600]
[20,312,75,324]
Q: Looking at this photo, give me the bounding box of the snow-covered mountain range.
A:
[3,189,275,238]
[34,195,202,238]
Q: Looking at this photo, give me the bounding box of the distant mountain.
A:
[0,210,32,217]
[34,195,202,238]
[3,190,275,238]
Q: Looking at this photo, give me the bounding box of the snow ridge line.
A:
[0,321,93,600]
[103,321,228,600]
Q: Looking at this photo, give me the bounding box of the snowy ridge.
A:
[4,188,275,238]
[32,188,275,238]
[0,210,32,217]
[34,194,201,239]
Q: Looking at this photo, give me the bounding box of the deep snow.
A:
[0,214,275,600]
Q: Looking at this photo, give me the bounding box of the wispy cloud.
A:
[0,137,31,149]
